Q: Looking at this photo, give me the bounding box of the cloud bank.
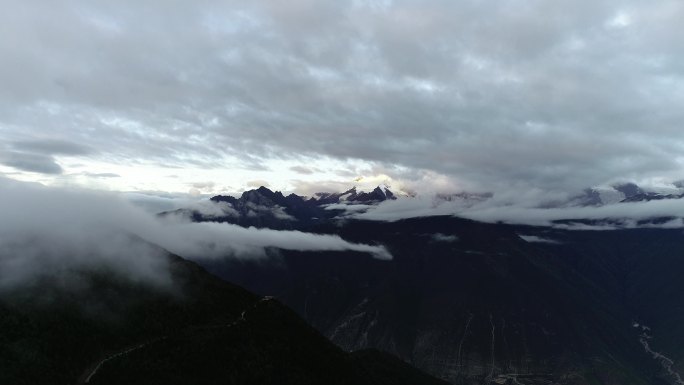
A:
[0,178,391,289]
[350,194,684,229]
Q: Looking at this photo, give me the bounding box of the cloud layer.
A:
[0,178,390,289]
[2,1,684,194]
[350,194,684,229]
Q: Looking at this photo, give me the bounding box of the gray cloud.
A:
[124,191,207,213]
[1,1,684,193]
[83,172,121,178]
[0,177,391,288]
[1,151,63,174]
[0,179,170,289]
[191,181,216,190]
[12,139,92,155]
[290,166,315,175]
[246,180,270,188]
[0,139,93,175]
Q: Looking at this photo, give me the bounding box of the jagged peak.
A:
[239,186,288,202]
[342,186,357,194]
[216,184,399,206]
[255,185,274,194]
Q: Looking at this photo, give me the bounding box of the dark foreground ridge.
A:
[0,246,446,385]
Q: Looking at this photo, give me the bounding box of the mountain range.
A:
[177,185,684,384]
[163,185,397,229]
[5,183,684,385]
[166,182,684,231]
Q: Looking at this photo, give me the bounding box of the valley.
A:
[189,186,684,384]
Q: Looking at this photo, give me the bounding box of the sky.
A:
[2,0,684,198]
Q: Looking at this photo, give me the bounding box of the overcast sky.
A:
[2,0,684,197]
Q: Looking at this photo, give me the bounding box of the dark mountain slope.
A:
[90,296,447,385]
[0,253,255,385]
[0,247,447,385]
[513,227,684,380]
[204,216,669,384]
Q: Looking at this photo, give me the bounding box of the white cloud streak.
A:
[351,194,684,229]
[518,235,561,244]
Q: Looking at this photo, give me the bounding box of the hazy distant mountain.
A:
[567,182,684,206]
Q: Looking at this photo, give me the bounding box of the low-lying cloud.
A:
[0,178,391,289]
[518,235,561,244]
[350,194,684,230]
[431,233,459,243]
[459,199,684,228]
[151,222,392,262]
